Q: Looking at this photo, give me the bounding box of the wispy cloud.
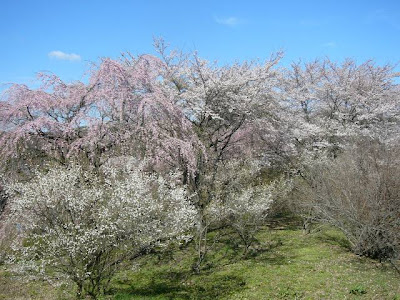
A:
[48,50,81,61]
[214,16,243,27]
[322,41,336,48]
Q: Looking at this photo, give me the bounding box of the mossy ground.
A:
[1,217,400,299]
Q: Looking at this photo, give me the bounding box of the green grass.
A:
[2,218,400,299]
[0,268,75,300]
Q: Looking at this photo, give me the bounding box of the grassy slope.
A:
[1,219,400,300]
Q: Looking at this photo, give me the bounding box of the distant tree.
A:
[282,59,400,159]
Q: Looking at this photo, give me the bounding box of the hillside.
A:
[2,217,400,300]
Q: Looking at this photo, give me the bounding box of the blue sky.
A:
[1,0,399,90]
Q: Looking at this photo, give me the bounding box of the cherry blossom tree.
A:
[155,39,290,270]
[282,58,400,158]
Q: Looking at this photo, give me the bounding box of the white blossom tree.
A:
[7,160,196,299]
[155,39,289,269]
[282,58,400,159]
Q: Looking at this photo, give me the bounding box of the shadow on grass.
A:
[265,213,304,231]
[243,238,296,266]
[110,220,303,299]
[316,230,352,251]
[207,230,291,266]
[111,269,246,300]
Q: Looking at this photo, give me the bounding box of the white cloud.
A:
[48,50,81,61]
[322,42,336,48]
[214,16,242,27]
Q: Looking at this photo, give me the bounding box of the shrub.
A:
[294,140,400,261]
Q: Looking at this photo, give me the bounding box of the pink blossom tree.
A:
[0,53,201,178]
